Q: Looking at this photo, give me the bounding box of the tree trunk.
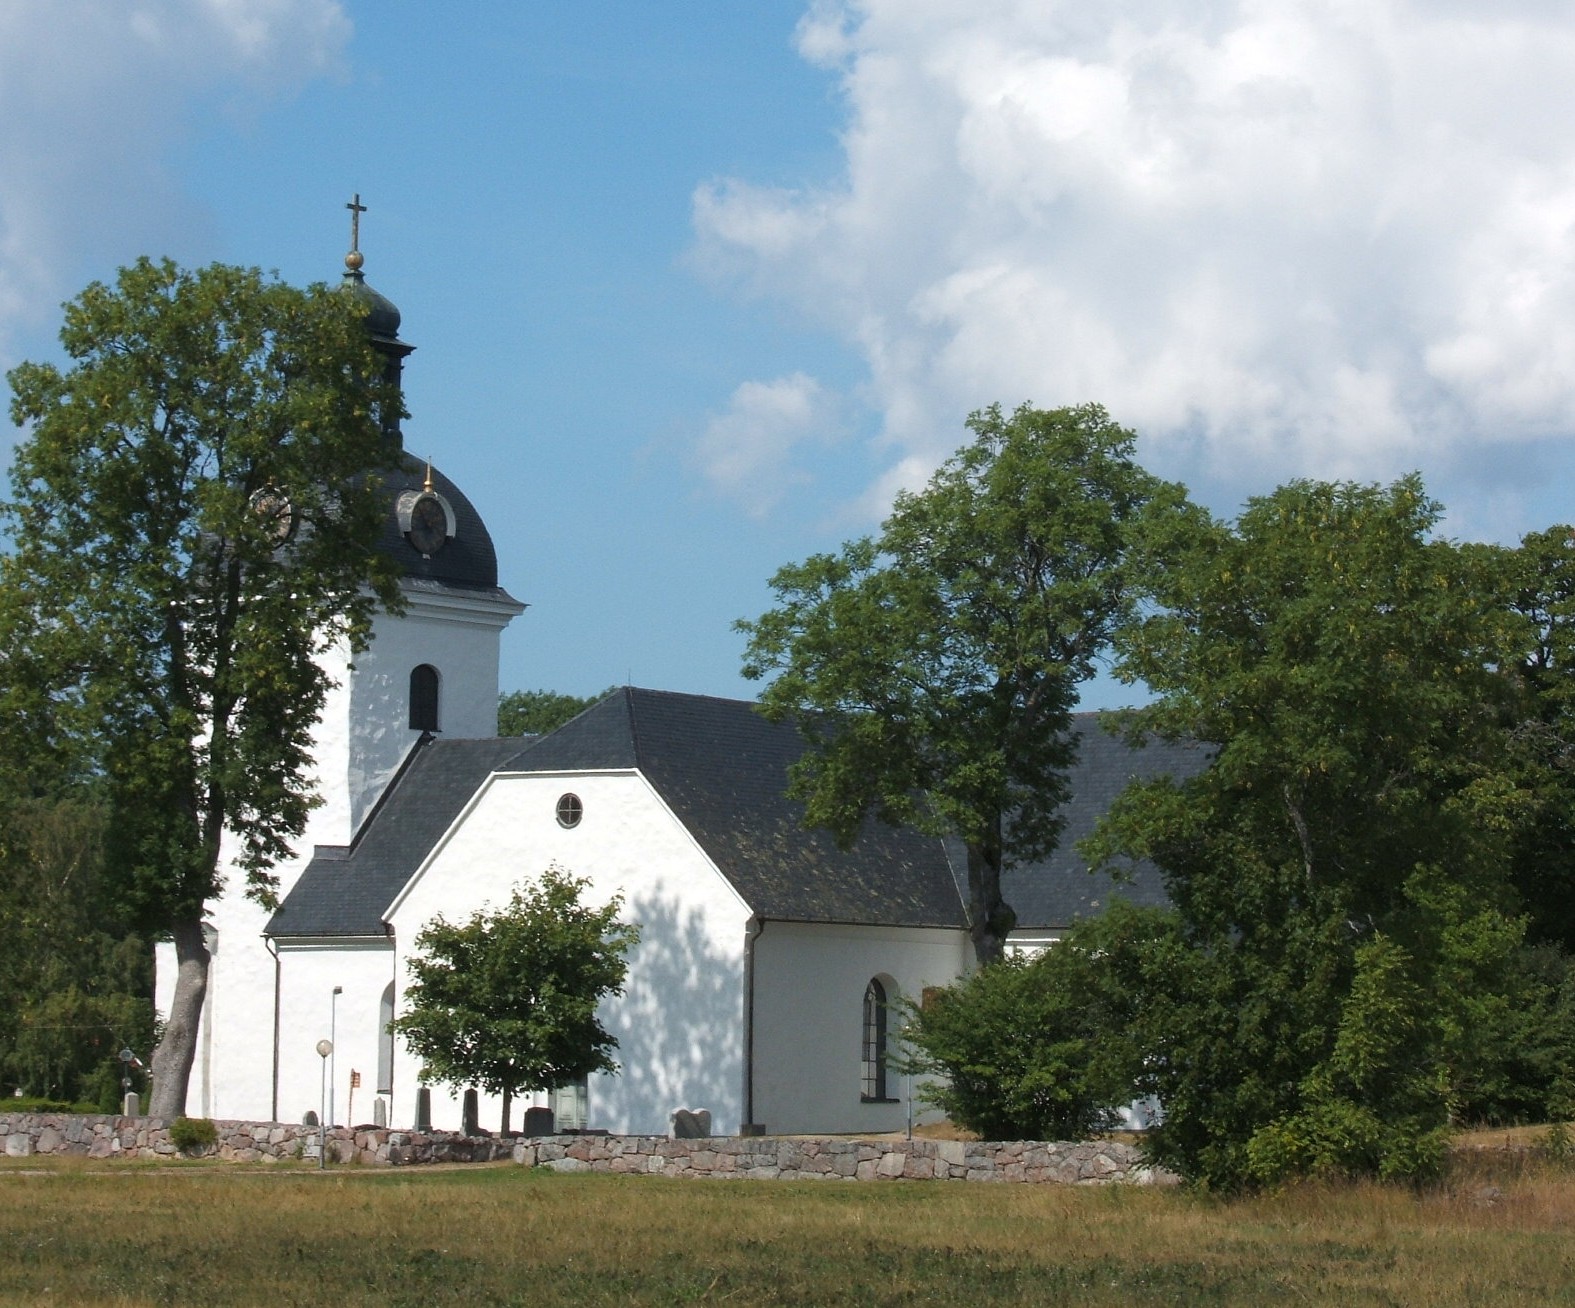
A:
[501,1087,513,1137]
[149,916,210,1119]
[965,840,1015,966]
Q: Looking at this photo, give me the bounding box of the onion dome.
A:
[341,248,405,348]
[353,456,505,594]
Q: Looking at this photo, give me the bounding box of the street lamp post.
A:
[329,985,343,1127]
[316,1038,333,1170]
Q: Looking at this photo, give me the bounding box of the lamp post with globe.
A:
[316,1039,333,1169]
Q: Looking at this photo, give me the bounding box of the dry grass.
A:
[1,1148,1573,1305]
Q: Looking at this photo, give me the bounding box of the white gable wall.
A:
[385,769,753,1136]
[751,920,971,1135]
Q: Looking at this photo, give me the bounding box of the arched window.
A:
[409,664,440,732]
[377,982,395,1096]
[861,977,894,1102]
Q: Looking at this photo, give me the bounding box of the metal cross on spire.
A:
[346,193,367,254]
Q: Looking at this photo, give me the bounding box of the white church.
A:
[158,234,1203,1138]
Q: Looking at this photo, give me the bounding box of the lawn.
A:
[1,1147,1572,1305]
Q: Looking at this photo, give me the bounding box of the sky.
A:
[4,0,1575,710]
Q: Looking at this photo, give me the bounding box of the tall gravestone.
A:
[415,1087,432,1133]
[462,1088,480,1137]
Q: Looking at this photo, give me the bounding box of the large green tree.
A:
[739,403,1182,963]
[392,866,639,1134]
[1091,476,1534,1186]
[1500,524,1575,952]
[1,257,404,1117]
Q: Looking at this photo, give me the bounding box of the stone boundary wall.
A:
[0,1113,1176,1184]
[516,1134,1177,1185]
[0,1113,513,1165]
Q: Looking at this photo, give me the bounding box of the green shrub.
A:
[2,1096,101,1114]
[901,902,1177,1141]
[169,1116,219,1152]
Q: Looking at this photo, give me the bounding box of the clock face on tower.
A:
[407,493,448,556]
[397,485,454,558]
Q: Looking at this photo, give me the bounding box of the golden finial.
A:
[345,193,367,272]
[423,459,434,494]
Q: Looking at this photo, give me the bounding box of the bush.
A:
[902,902,1178,1141]
[169,1116,219,1152]
[2,1096,100,1114]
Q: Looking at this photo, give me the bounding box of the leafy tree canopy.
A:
[1090,475,1541,1186]
[392,866,639,1133]
[498,688,613,737]
[1,257,406,1115]
[1498,524,1575,951]
[739,403,1185,962]
[0,786,155,1107]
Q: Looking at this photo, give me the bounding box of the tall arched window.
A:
[377,982,396,1096]
[409,664,440,732]
[861,977,893,1102]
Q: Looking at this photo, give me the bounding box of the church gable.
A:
[532,688,971,929]
[266,735,529,939]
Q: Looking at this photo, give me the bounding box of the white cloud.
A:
[694,373,846,518]
[695,0,1575,520]
[0,0,350,368]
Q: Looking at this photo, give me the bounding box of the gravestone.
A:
[523,1106,554,1136]
[302,1109,319,1127]
[462,1088,480,1137]
[415,1087,432,1133]
[670,1108,712,1139]
[122,1092,140,1117]
[373,1097,387,1128]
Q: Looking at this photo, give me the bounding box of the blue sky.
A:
[5,1,1575,708]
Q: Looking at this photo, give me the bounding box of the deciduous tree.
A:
[392,866,638,1134]
[1,257,404,1116]
[739,403,1183,963]
[1092,476,1532,1185]
[497,687,612,736]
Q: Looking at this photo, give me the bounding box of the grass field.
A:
[1,1145,1572,1306]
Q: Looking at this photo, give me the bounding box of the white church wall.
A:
[385,769,753,1137]
[751,921,972,1136]
[344,589,514,831]
[273,939,397,1130]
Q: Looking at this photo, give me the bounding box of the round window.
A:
[555,793,583,829]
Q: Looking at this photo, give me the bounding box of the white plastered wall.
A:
[385,769,753,1136]
[750,920,972,1136]
[273,938,397,1129]
[344,587,520,831]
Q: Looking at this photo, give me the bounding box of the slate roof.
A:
[1001,719,1211,931]
[266,735,528,938]
[509,688,970,928]
[266,688,1208,939]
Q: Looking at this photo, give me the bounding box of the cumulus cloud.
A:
[695,0,1575,517]
[0,0,350,368]
[694,372,847,517]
